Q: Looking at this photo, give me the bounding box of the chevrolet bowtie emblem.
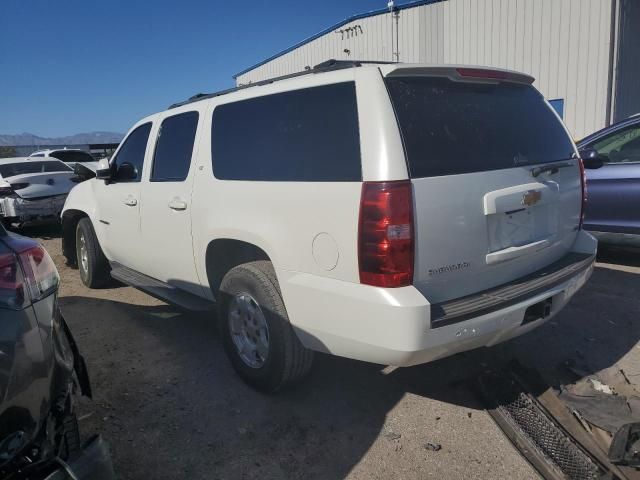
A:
[522,190,542,207]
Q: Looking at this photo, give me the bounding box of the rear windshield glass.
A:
[0,161,72,177]
[49,150,95,163]
[211,82,361,182]
[385,77,575,178]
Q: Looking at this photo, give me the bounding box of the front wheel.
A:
[76,218,111,288]
[218,261,313,392]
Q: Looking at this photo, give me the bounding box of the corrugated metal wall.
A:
[236,0,615,139]
[612,0,640,121]
[235,8,425,84]
[438,0,613,138]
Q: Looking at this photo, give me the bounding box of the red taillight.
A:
[578,158,587,229]
[0,251,27,309]
[358,180,414,288]
[455,68,534,84]
[19,245,59,302]
[456,68,510,80]
[0,244,58,310]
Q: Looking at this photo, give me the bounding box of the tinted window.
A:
[0,160,71,177]
[151,111,199,181]
[591,124,640,164]
[385,77,575,178]
[30,153,44,157]
[50,150,95,163]
[211,82,361,181]
[112,123,152,182]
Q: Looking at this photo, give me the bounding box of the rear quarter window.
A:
[385,77,575,178]
[211,82,361,181]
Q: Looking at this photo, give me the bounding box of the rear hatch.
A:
[382,66,581,303]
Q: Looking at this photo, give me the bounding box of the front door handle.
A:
[123,196,137,207]
[168,198,187,211]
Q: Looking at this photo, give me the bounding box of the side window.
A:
[112,123,152,182]
[151,111,199,182]
[591,124,640,164]
[211,82,361,181]
[31,153,44,157]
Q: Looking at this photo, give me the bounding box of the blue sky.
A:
[0,0,390,137]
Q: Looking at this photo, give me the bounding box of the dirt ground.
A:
[26,225,640,479]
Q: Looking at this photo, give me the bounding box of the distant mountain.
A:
[0,131,124,146]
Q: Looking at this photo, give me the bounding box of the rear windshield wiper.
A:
[530,160,575,177]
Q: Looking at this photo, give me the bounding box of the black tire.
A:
[76,218,111,288]
[218,261,313,392]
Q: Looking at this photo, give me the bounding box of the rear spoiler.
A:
[379,64,535,85]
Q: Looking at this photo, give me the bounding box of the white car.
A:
[0,157,78,227]
[61,61,597,392]
[30,148,99,172]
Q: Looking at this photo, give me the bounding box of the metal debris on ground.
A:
[424,442,442,452]
[476,360,625,480]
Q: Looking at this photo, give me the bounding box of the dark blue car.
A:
[577,114,640,247]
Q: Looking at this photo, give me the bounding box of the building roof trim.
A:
[233,0,445,79]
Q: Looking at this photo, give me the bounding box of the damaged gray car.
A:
[0,158,80,228]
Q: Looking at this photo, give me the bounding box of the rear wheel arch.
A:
[205,238,271,296]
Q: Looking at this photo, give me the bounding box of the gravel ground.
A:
[25,226,640,479]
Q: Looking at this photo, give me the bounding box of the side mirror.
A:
[579,148,604,169]
[115,162,137,181]
[95,158,112,180]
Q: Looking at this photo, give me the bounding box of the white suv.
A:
[61,61,597,391]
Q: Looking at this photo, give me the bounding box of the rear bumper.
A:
[279,230,597,366]
[0,195,66,224]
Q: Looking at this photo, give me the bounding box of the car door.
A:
[583,122,640,234]
[139,110,204,296]
[93,122,152,271]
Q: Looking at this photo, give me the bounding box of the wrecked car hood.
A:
[1,171,77,199]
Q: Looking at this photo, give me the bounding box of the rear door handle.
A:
[168,198,187,211]
[123,196,137,207]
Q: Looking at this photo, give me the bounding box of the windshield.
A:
[385,76,576,178]
[49,150,95,163]
[0,160,72,177]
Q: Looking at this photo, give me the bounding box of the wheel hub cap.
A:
[228,293,270,368]
[78,233,88,274]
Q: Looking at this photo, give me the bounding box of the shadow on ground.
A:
[59,256,640,479]
[9,223,62,240]
[596,244,640,267]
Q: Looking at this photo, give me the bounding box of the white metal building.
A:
[234,0,639,139]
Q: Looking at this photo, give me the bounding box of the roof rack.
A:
[168,59,395,109]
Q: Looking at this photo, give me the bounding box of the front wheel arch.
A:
[61,210,88,267]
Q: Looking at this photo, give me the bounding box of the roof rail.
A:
[168,59,395,109]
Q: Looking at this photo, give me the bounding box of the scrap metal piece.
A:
[478,361,629,480]
[609,423,640,467]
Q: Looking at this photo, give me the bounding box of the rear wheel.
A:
[218,261,313,392]
[76,218,111,288]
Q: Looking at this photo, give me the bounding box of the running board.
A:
[110,263,215,312]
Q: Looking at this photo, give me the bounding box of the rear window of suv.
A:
[49,150,95,163]
[385,76,575,178]
[211,82,361,181]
